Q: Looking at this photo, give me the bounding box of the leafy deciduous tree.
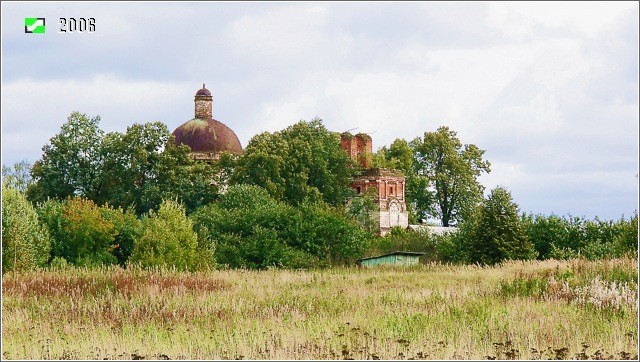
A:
[411,126,490,226]
[58,197,118,266]
[2,160,33,192]
[29,113,217,216]
[28,112,104,203]
[2,184,51,273]
[232,119,355,206]
[374,139,434,224]
[190,185,370,269]
[98,122,217,215]
[129,199,210,271]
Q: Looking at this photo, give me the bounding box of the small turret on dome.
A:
[195,84,211,96]
[194,83,213,119]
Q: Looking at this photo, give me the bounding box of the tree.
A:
[2,184,51,273]
[129,199,210,271]
[36,197,142,267]
[230,131,289,200]
[2,160,33,192]
[522,213,572,260]
[345,187,380,234]
[232,119,356,206]
[374,139,434,224]
[97,122,217,215]
[41,197,119,266]
[190,184,370,269]
[102,206,141,266]
[411,126,490,226]
[29,113,217,216]
[612,212,638,258]
[209,151,239,194]
[467,187,536,265]
[28,112,104,203]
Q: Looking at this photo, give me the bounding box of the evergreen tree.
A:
[468,187,536,265]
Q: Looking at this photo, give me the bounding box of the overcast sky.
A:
[2,1,638,220]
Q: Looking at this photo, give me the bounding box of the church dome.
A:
[173,118,243,155]
[195,85,211,96]
[172,84,243,158]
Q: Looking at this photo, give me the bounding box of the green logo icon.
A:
[25,18,45,33]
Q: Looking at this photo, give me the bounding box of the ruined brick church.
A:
[339,133,409,235]
[172,84,408,236]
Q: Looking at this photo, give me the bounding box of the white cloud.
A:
[487,1,637,38]
[229,5,332,60]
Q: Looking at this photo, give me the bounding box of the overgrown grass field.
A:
[2,258,638,360]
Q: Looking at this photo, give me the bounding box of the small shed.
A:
[358,251,426,267]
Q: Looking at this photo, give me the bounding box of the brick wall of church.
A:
[340,133,372,168]
[340,133,409,236]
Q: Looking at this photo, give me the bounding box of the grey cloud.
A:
[1,2,637,220]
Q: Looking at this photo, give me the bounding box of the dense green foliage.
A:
[190,185,371,269]
[379,190,637,265]
[411,127,490,226]
[28,112,216,216]
[522,212,638,260]
[374,139,433,224]
[96,122,217,215]
[28,112,104,201]
[367,227,433,257]
[345,187,380,234]
[374,128,490,227]
[37,197,140,267]
[232,119,356,206]
[2,184,51,273]
[4,112,636,271]
[465,187,537,265]
[129,199,212,271]
[103,207,142,266]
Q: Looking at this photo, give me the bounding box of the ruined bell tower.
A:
[340,132,409,236]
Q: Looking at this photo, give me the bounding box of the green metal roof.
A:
[358,251,426,262]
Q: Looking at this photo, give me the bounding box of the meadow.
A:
[2,258,638,360]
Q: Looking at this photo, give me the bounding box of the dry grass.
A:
[2,258,638,360]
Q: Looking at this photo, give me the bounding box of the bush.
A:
[612,213,638,258]
[367,227,433,257]
[102,207,141,266]
[523,212,638,260]
[436,231,468,264]
[2,184,51,273]
[296,202,371,265]
[38,197,119,266]
[37,198,142,267]
[129,199,211,271]
[49,256,70,270]
[191,185,370,269]
[522,213,570,260]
